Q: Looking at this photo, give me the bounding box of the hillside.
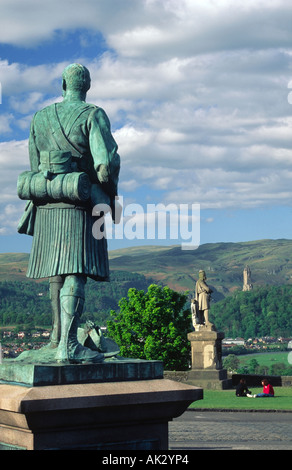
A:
[108,239,292,298]
[0,253,30,282]
[211,285,292,338]
[0,271,155,327]
[1,239,292,299]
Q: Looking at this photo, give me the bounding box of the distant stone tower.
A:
[243,265,253,291]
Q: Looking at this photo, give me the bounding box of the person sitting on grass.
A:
[236,378,252,397]
[247,378,275,398]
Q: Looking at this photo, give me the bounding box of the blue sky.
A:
[0,0,292,253]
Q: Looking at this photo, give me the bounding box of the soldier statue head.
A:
[62,63,91,98]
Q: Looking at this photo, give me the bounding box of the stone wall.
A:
[232,373,292,387]
[164,371,292,387]
[164,370,189,383]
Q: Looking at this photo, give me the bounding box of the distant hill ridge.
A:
[1,239,292,298]
[108,239,292,298]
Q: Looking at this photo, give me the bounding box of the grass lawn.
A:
[189,387,292,411]
[237,351,290,368]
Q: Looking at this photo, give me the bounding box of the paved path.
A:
[169,410,292,450]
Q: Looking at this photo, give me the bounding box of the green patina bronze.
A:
[16,64,121,364]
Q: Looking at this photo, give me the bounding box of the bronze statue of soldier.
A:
[17,64,120,364]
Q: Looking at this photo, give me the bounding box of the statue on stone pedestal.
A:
[191,270,214,330]
[17,64,120,364]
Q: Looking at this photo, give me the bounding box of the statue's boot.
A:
[47,276,63,348]
[55,276,104,364]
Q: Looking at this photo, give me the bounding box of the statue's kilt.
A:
[27,205,109,281]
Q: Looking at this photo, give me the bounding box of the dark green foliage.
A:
[0,280,50,327]
[223,354,240,372]
[211,285,292,339]
[107,284,192,370]
[0,271,154,328]
[82,271,154,325]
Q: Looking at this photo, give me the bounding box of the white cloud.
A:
[0,202,26,234]
[0,140,31,234]
[0,60,66,96]
[1,0,291,56]
[1,0,292,234]
[0,140,29,203]
[10,92,44,114]
[0,113,14,134]
[119,179,140,192]
[107,0,292,59]
[0,0,162,47]
[113,126,153,158]
[0,139,28,168]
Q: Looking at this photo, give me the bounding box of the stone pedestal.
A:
[186,368,230,390]
[0,360,203,450]
[187,329,231,390]
[188,329,224,370]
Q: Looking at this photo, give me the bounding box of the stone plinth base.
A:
[186,329,232,389]
[187,330,224,370]
[0,379,203,450]
[186,369,232,390]
[164,370,232,390]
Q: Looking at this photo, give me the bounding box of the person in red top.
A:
[256,379,275,397]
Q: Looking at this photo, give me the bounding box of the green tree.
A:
[107,284,192,370]
[223,354,240,372]
[237,365,249,374]
[248,358,260,374]
[257,365,269,376]
[270,362,289,376]
[211,285,292,339]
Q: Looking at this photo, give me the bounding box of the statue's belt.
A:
[40,150,72,176]
[39,150,88,178]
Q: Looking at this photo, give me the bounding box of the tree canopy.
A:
[107,284,192,370]
[210,285,292,339]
